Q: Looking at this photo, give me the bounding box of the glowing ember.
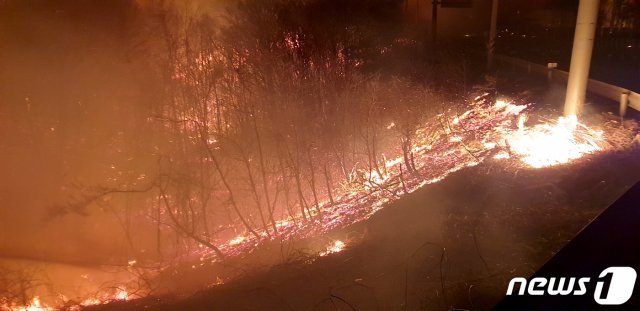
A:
[493,151,511,160]
[76,287,135,307]
[503,114,604,168]
[114,289,129,301]
[79,297,103,307]
[320,240,346,256]
[3,297,53,311]
[228,235,247,246]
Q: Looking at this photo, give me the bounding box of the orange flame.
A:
[502,114,604,168]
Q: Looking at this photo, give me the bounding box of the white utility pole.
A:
[564,0,600,116]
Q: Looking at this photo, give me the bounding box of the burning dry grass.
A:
[318,240,346,257]
[196,95,638,266]
[3,96,637,310]
[504,114,603,168]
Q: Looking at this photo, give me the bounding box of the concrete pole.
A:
[564,0,600,116]
[487,0,499,68]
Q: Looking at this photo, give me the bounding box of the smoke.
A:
[0,0,157,263]
[135,0,233,19]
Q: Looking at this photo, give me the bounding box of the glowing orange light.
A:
[4,297,53,311]
[319,240,346,256]
[502,114,604,168]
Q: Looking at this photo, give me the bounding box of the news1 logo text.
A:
[506,267,637,305]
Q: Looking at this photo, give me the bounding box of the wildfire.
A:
[76,287,134,308]
[114,289,129,301]
[502,114,605,168]
[198,96,628,268]
[0,286,137,311]
[228,235,247,246]
[2,297,52,311]
[3,97,633,311]
[319,240,346,256]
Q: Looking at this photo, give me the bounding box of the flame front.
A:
[3,98,632,311]
[3,297,52,311]
[503,114,604,168]
[202,97,621,266]
[320,240,346,256]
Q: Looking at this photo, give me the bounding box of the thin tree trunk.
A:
[252,114,278,235]
[323,163,334,205]
[241,153,272,238]
[159,187,226,260]
[306,149,322,216]
[198,128,261,241]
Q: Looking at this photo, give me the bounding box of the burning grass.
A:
[3,96,637,310]
[194,95,638,268]
[504,114,604,168]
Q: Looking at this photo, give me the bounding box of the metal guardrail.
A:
[495,54,640,115]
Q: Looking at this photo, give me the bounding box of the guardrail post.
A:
[620,91,630,119]
[547,63,558,82]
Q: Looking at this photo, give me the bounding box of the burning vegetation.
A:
[1,0,639,310]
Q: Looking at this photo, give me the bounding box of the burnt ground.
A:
[92,71,640,311]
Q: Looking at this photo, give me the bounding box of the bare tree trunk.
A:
[159,186,226,260]
[370,130,383,177]
[278,153,297,227]
[331,144,349,182]
[251,113,278,236]
[401,136,415,173]
[199,128,261,241]
[288,145,310,220]
[399,164,408,194]
[323,163,334,205]
[306,148,322,216]
[240,152,272,238]
[156,196,162,257]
